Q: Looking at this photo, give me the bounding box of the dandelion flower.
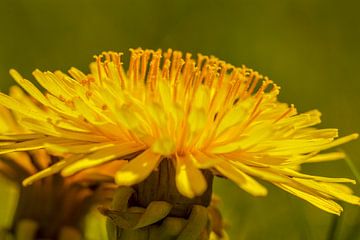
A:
[0,105,119,239]
[0,48,359,217]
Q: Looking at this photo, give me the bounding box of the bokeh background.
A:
[0,0,359,239]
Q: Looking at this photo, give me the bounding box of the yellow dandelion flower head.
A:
[0,105,119,239]
[0,48,358,215]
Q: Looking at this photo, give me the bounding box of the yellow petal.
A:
[193,85,210,109]
[293,178,360,205]
[0,139,47,154]
[21,118,108,142]
[188,107,207,133]
[190,151,223,169]
[147,102,167,128]
[216,105,246,136]
[69,160,127,182]
[151,138,176,156]
[67,67,86,81]
[0,134,44,141]
[32,70,73,99]
[215,161,267,196]
[20,118,60,137]
[209,141,243,154]
[22,154,84,186]
[305,152,346,163]
[0,106,19,132]
[73,98,105,124]
[9,69,49,106]
[115,149,161,186]
[230,161,289,183]
[260,138,333,155]
[0,93,47,121]
[158,79,172,110]
[175,154,207,198]
[114,105,140,131]
[62,143,144,176]
[276,183,343,215]
[273,168,356,184]
[45,142,118,154]
[317,133,359,151]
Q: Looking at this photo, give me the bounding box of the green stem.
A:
[326,214,342,240]
[343,152,360,184]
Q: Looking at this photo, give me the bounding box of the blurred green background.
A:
[0,0,359,239]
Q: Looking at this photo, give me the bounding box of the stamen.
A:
[94,55,104,86]
[140,49,151,83]
[170,51,182,82]
[147,50,162,91]
[196,53,208,71]
[216,61,229,88]
[128,48,136,80]
[133,49,142,85]
[110,52,125,89]
[172,58,185,101]
[162,48,173,73]
[182,53,194,85]
[247,72,261,95]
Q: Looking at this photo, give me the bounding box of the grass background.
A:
[0,0,359,239]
